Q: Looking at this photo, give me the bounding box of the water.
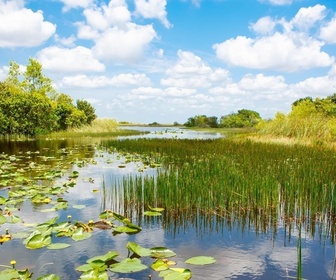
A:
[0,129,335,279]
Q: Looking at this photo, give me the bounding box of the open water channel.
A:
[0,127,335,279]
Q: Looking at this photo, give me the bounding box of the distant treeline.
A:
[184,94,336,140]
[0,59,97,136]
[184,109,261,128]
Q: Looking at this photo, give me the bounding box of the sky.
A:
[0,0,336,124]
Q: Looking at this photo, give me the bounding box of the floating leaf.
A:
[126,241,151,257]
[87,250,119,263]
[148,205,165,212]
[150,247,177,258]
[25,232,51,249]
[185,256,216,265]
[152,259,170,271]
[110,258,147,273]
[79,269,108,280]
[0,196,6,204]
[0,214,6,225]
[47,243,71,250]
[72,227,91,241]
[76,264,93,272]
[8,215,22,224]
[144,211,162,216]
[99,210,114,219]
[36,274,61,280]
[159,268,192,280]
[0,268,20,279]
[113,226,139,233]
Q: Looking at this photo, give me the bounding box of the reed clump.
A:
[103,138,336,240]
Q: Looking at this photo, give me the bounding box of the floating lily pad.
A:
[185,256,216,265]
[87,250,119,263]
[47,243,71,250]
[72,227,91,241]
[79,269,108,280]
[126,241,151,257]
[150,247,177,258]
[148,205,165,212]
[152,259,176,271]
[36,274,61,280]
[113,226,139,233]
[0,196,6,204]
[110,258,147,273]
[0,214,6,225]
[25,232,51,249]
[0,268,20,279]
[144,211,162,216]
[159,268,192,280]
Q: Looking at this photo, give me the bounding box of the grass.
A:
[102,137,336,240]
[43,118,147,138]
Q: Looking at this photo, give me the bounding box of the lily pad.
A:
[47,243,71,250]
[150,247,177,258]
[0,196,6,204]
[126,241,151,257]
[159,268,192,280]
[80,269,108,280]
[110,258,147,273]
[185,256,216,265]
[113,226,139,233]
[72,227,91,241]
[144,211,162,216]
[25,232,51,249]
[36,274,61,280]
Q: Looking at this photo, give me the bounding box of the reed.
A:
[101,137,336,242]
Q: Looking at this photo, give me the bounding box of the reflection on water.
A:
[0,130,335,279]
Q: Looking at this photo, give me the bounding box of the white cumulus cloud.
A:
[135,0,171,28]
[37,46,105,72]
[0,0,56,47]
[60,0,94,12]
[93,23,157,64]
[320,17,336,44]
[60,73,151,88]
[214,5,333,72]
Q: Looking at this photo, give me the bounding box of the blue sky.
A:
[1,0,336,124]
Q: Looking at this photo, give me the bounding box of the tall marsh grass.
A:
[46,118,143,138]
[102,138,336,240]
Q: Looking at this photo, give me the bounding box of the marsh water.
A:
[0,127,335,279]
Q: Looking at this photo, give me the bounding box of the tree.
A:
[22,58,57,98]
[76,99,97,125]
[220,109,261,128]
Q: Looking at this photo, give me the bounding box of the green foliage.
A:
[76,99,97,125]
[184,115,218,128]
[0,59,97,136]
[260,94,336,140]
[220,109,261,128]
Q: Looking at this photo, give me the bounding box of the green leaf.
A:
[8,215,22,224]
[144,211,162,216]
[36,274,61,280]
[99,210,114,219]
[0,196,6,204]
[47,243,71,250]
[150,247,177,258]
[126,241,151,257]
[0,214,6,225]
[148,205,165,212]
[87,250,119,263]
[113,226,139,233]
[72,227,91,241]
[185,256,216,265]
[151,259,169,271]
[25,232,51,249]
[76,264,93,272]
[79,269,108,280]
[0,268,20,280]
[110,258,147,273]
[159,268,192,280]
